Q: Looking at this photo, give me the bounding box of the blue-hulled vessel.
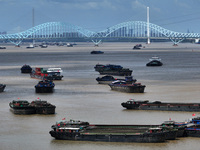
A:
[35,80,55,93]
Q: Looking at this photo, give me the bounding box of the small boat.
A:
[0,84,6,92]
[94,64,132,76]
[26,44,34,49]
[9,99,56,114]
[0,46,6,49]
[35,80,55,93]
[96,75,136,84]
[9,100,36,114]
[49,119,168,143]
[21,64,32,73]
[40,44,48,48]
[121,99,200,112]
[90,51,104,54]
[146,56,163,66]
[67,43,73,47]
[109,80,146,93]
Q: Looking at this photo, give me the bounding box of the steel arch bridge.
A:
[0,21,200,45]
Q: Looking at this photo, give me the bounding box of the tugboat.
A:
[94,64,132,76]
[21,64,32,73]
[45,68,64,80]
[90,51,104,54]
[96,75,136,84]
[121,99,200,112]
[146,56,163,66]
[30,99,56,114]
[9,100,36,114]
[109,80,146,93]
[30,67,63,80]
[0,84,6,92]
[49,119,168,143]
[9,99,56,114]
[35,80,55,93]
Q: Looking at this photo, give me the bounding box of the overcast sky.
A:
[0,0,200,34]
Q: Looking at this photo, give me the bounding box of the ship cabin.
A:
[191,117,200,124]
[47,68,63,73]
[56,127,80,133]
[126,100,149,104]
[11,100,30,107]
[147,127,162,133]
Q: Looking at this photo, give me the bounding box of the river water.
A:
[1,42,200,150]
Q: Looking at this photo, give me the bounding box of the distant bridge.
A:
[0,21,200,45]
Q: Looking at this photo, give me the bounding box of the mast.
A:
[147,7,150,44]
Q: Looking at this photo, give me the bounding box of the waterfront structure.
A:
[1,21,200,45]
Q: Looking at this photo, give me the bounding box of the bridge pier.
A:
[170,38,185,46]
[91,39,102,46]
[9,40,23,46]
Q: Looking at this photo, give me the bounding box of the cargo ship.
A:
[108,81,146,93]
[9,99,56,114]
[30,67,63,80]
[96,75,136,84]
[94,64,132,76]
[49,119,174,143]
[121,99,200,112]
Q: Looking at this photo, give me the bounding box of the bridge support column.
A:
[170,38,185,46]
[9,40,23,46]
[91,39,102,46]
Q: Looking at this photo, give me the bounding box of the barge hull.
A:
[109,85,145,93]
[49,131,166,143]
[121,103,200,112]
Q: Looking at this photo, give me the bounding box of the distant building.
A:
[0,31,7,35]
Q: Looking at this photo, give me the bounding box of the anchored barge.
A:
[94,64,132,76]
[109,81,146,93]
[35,80,55,93]
[21,64,32,73]
[96,76,136,84]
[121,99,200,112]
[49,119,172,143]
[9,99,56,115]
[9,100,35,114]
